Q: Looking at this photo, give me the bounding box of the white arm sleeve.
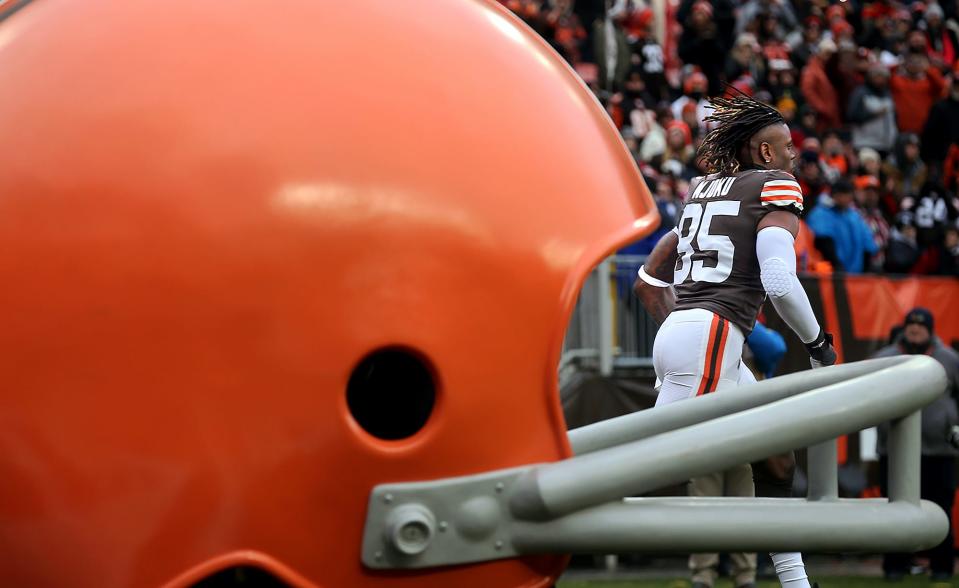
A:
[756,226,821,344]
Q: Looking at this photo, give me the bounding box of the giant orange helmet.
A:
[0,0,656,586]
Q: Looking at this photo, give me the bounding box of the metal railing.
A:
[560,255,657,376]
[361,356,950,569]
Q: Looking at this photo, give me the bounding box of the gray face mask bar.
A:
[360,356,948,570]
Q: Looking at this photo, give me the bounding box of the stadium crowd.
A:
[501,0,959,276]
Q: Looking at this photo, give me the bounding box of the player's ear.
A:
[761,142,772,164]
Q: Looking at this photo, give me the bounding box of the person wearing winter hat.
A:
[672,71,711,130]
[922,3,959,71]
[800,38,841,132]
[890,50,946,134]
[874,307,959,581]
[847,64,898,156]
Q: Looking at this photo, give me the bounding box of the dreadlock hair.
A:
[698,93,785,175]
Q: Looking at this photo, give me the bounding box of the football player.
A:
[633,94,837,588]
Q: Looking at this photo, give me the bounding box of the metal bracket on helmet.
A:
[361,467,530,569]
[361,356,950,570]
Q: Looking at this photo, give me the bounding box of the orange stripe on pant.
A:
[712,319,730,392]
[696,314,727,396]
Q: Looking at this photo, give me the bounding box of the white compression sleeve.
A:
[756,227,821,344]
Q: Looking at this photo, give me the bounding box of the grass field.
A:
[557,578,958,588]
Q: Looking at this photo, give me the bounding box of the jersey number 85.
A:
[675,200,740,284]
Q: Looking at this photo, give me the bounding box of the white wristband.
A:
[638,265,671,288]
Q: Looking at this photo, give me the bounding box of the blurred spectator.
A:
[940,226,959,275]
[823,3,848,36]
[759,13,793,64]
[621,126,642,163]
[663,120,696,174]
[594,3,632,91]
[639,103,671,162]
[672,71,710,130]
[921,3,958,72]
[681,100,703,139]
[855,175,890,271]
[821,130,850,179]
[655,176,683,225]
[678,0,727,95]
[832,19,857,48]
[795,219,830,273]
[605,92,627,128]
[884,222,922,273]
[545,0,588,63]
[632,26,671,102]
[921,68,959,174]
[768,59,802,106]
[891,8,913,44]
[801,39,842,133]
[736,0,798,38]
[754,88,774,106]
[628,99,657,143]
[676,0,737,59]
[776,94,800,134]
[622,175,683,254]
[859,1,900,53]
[569,0,605,52]
[623,70,656,116]
[835,40,867,118]
[944,142,959,193]
[621,2,652,41]
[570,0,605,62]
[900,181,959,249]
[727,33,766,89]
[875,308,959,581]
[796,149,829,209]
[856,146,884,180]
[884,133,927,199]
[806,178,879,273]
[802,140,827,181]
[907,27,932,57]
[790,16,823,71]
[878,11,911,67]
[848,64,898,156]
[794,104,819,144]
[889,51,946,134]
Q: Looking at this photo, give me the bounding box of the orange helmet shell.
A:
[0,0,656,586]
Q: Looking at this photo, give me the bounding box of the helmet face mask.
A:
[0,1,656,586]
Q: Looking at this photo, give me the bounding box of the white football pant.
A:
[653,308,746,406]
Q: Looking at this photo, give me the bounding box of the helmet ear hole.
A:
[346,348,436,440]
[192,565,290,587]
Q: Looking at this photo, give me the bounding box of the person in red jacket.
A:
[922,3,959,71]
[801,38,842,133]
[890,51,947,134]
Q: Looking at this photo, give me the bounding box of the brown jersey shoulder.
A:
[730,169,798,200]
[687,169,796,203]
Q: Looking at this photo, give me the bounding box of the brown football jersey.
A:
[672,168,804,335]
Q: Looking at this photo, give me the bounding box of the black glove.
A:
[947,425,959,450]
[806,330,837,369]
